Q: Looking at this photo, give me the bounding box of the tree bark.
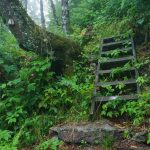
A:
[61,0,70,35]
[20,0,27,11]
[24,0,27,11]
[0,0,79,73]
[40,0,46,29]
[49,0,59,26]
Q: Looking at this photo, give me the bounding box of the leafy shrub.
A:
[0,20,94,146]
[36,137,63,150]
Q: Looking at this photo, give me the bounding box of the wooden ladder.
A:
[90,36,140,116]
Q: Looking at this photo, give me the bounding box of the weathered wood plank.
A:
[95,94,138,102]
[131,38,141,94]
[96,79,136,86]
[102,39,131,47]
[100,56,134,63]
[101,47,132,55]
[99,67,136,74]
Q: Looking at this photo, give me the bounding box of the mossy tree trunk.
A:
[24,0,28,11]
[40,0,46,29]
[49,0,59,26]
[61,0,70,35]
[0,0,80,73]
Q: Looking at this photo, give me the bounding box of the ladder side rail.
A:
[131,38,141,94]
[90,38,103,115]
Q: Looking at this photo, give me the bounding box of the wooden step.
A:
[91,36,139,116]
[102,35,120,40]
[94,94,138,102]
[96,79,136,86]
[102,39,131,47]
[101,47,132,55]
[99,67,136,74]
[102,35,129,44]
[100,56,135,63]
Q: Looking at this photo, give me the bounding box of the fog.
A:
[27,0,51,25]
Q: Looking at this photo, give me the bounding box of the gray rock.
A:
[117,148,150,150]
[132,131,148,143]
[50,121,124,144]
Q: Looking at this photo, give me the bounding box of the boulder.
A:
[132,131,148,143]
[50,120,124,144]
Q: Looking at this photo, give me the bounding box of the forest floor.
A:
[53,118,150,150]
[59,140,149,150]
[22,140,149,150]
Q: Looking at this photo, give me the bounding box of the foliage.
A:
[101,90,150,124]
[122,92,150,125]
[70,0,150,42]
[100,56,150,126]
[102,134,115,149]
[0,20,93,147]
[36,137,63,150]
[0,0,150,148]
[0,125,24,150]
[148,132,150,144]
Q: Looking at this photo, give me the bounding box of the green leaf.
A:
[7,78,21,86]
[0,59,4,64]
[0,130,12,142]
[0,84,6,89]
[137,18,144,25]
[27,83,36,92]
[147,133,150,144]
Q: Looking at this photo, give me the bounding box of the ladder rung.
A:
[99,67,136,74]
[96,79,137,86]
[101,47,132,55]
[102,36,119,41]
[95,94,138,102]
[102,34,129,41]
[100,56,135,63]
[102,39,131,47]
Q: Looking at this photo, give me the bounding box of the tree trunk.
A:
[49,0,59,26]
[20,0,27,11]
[40,0,46,29]
[61,0,70,35]
[24,0,27,11]
[0,0,80,73]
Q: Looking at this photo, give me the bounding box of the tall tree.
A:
[49,0,59,26]
[24,0,27,11]
[40,0,46,28]
[61,0,70,35]
[20,0,28,11]
[0,0,79,72]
